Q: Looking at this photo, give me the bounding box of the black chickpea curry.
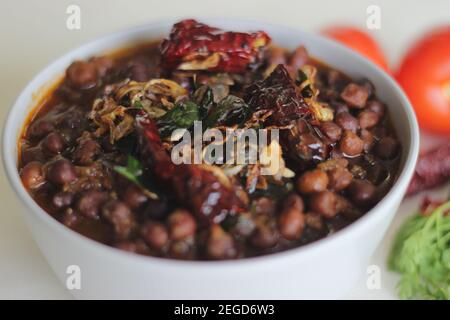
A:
[18,20,401,260]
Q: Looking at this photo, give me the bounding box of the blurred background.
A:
[0,0,449,299]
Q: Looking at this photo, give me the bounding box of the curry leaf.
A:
[156,100,200,138]
[114,155,143,187]
[133,101,144,109]
[114,155,159,200]
[204,95,251,128]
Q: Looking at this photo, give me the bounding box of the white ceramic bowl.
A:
[2,19,419,299]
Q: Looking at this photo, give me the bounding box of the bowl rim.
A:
[2,18,420,270]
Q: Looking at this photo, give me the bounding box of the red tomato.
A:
[322,26,390,72]
[396,27,450,135]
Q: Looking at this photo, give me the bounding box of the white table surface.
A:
[0,0,449,299]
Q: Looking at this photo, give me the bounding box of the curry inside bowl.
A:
[2,19,419,298]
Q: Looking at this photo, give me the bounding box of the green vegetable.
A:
[113,155,158,200]
[204,95,251,128]
[114,155,143,187]
[156,100,200,138]
[388,200,450,300]
[133,101,144,109]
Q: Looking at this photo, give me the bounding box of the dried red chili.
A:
[245,64,323,167]
[419,196,450,216]
[245,64,310,125]
[160,19,270,73]
[407,143,450,196]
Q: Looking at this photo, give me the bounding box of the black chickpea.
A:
[278,206,305,240]
[115,241,139,253]
[335,112,359,132]
[140,221,169,250]
[61,209,80,228]
[361,80,375,98]
[21,146,45,165]
[339,131,364,156]
[231,213,256,237]
[115,239,149,255]
[348,179,376,205]
[42,132,65,154]
[66,61,98,89]
[73,138,100,165]
[333,102,349,114]
[127,59,151,82]
[358,110,380,129]
[327,166,353,191]
[305,212,324,230]
[170,238,195,259]
[207,225,237,260]
[297,169,329,194]
[90,56,115,77]
[326,69,343,87]
[296,132,328,161]
[46,158,77,185]
[309,191,340,219]
[122,184,148,210]
[52,191,74,209]
[284,194,304,213]
[340,83,370,108]
[252,197,276,216]
[168,209,197,241]
[20,161,45,189]
[366,100,385,117]
[375,137,399,160]
[29,119,55,138]
[76,189,109,219]
[367,163,389,185]
[320,121,342,142]
[143,198,168,220]
[251,224,279,249]
[102,200,135,240]
[360,129,374,152]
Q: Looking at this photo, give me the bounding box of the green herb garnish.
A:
[388,200,450,299]
[114,155,144,187]
[156,100,200,138]
[113,155,158,200]
[133,101,144,109]
[204,95,251,128]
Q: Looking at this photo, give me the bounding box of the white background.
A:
[0,0,449,299]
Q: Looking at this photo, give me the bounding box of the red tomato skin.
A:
[396,27,450,135]
[321,26,390,72]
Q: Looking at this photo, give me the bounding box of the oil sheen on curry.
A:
[18,20,401,260]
